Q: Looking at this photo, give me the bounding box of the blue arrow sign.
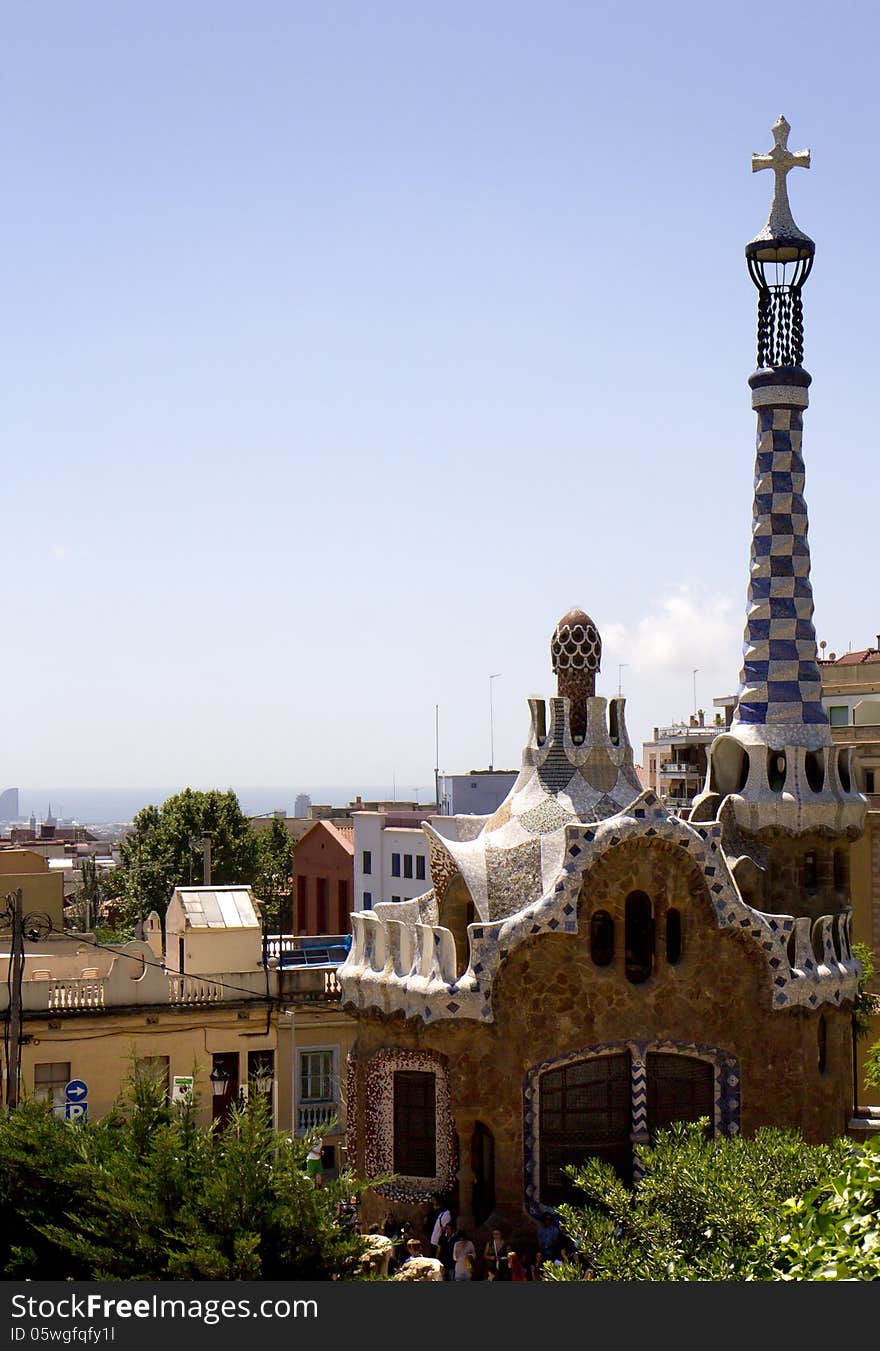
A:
[65,1079,88,1103]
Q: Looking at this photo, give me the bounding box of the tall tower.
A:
[693,117,863,898]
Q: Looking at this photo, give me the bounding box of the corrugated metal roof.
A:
[176,886,259,929]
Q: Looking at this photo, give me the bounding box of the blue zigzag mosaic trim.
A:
[522,1039,740,1215]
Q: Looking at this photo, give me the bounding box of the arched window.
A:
[590,910,615,967]
[539,1054,633,1199]
[768,750,786,792]
[666,908,682,965]
[438,876,475,979]
[625,891,654,985]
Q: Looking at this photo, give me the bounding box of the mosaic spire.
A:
[731,117,829,750]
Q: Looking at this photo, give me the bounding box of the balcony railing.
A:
[659,762,702,776]
[296,1102,339,1135]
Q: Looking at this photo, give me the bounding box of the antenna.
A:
[489,674,502,771]
[434,704,440,813]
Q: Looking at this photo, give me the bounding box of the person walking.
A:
[436,1221,456,1281]
[452,1229,476,1281]
[429,1197,454,1255]
[507,1251,528,1282]
[483,1228,510,1281]
[305,1137,324,1187]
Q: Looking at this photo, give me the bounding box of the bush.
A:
[541,1120,851,1281]
[1,1063,367,1280]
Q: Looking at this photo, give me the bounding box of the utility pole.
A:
[4,889,24,1110]
[434,704,440,814]
[489,674,502,771]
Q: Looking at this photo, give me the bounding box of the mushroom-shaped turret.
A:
[551,608,601,741]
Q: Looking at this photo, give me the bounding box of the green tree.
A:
[114,788,259,931]
[771,1135,880,1280]
[2,1062,367,1280]
[252,817,294,932]
[541,1120,852,1281]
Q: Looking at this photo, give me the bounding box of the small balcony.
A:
[296,1102,339,1136]
[659,762,702,777]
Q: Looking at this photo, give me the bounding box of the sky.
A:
[3,1,878,803]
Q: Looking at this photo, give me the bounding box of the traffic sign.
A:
[65,1102,87,1123]
[65,1079,88,1103]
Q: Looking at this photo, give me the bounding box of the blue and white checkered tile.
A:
[732,403,828,733]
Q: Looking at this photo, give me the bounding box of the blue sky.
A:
[3,2,877,798]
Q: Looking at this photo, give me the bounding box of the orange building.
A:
[292,821,354,935]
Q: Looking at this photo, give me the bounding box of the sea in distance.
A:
[14,785,430,826]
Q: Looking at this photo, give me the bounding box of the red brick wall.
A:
[291,825,354,936]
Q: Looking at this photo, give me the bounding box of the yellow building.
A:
[1,886,356,1172]
[820,645,880,1109]
[0,849,66,934]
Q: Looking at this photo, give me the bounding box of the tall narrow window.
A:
[337,878,349,929]
[391,853,401,877]
[403,854,413,879]
[34,1062,71,1111]
[248,1050,275,1112]
[296,875,307,931]
[316,877,328,932]
[362,850,372,875]
[625,891,654,984]
[416,855,426,881]
[137,1056,170,1099]
[393,1071,436,1177]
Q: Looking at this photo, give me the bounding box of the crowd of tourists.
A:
[381,1201,592,1281]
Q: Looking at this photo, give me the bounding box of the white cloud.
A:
[599,585,744,754]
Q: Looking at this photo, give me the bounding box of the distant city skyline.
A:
[3,4,876,788]
[4,785,442,826]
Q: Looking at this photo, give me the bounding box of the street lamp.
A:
[210,1064,231,1098]
[489,674,502,770]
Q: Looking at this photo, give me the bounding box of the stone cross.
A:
[752,115,810,242]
